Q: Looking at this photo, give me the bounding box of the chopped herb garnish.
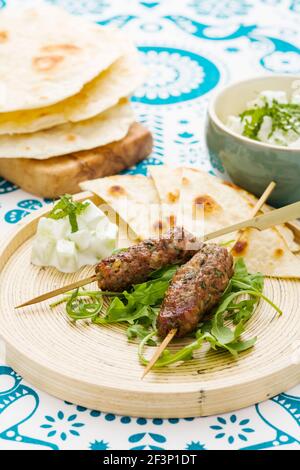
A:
[240,99,300,142]
[111,247,129,255]
[47,194,90,233]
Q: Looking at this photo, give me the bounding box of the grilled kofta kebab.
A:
[95,226,200,292]
[95,226,233,339]
[157,244,234,338]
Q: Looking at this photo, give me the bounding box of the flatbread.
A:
[178,167,252,241]
[275,224,300,253]
[0,100,135,159]
[236,186,300,252]
[179,167,300,278]
[80,165,300,278]
[0,49,145,135]
[80,175,161,240]
[231,227,300,277]
[0,5,123,112]
[149,166,183,230]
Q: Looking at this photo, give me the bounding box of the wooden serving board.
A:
[0,123,152,198]
[0,193,300,418]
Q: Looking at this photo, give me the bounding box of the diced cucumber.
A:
[31,236,55,266]
[37,217,68,240]
[56,239,78,273]
[69,229,92,251]
[77,200,105,230]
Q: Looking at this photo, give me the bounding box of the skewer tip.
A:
[141,328,177,379]
[14,274,97,309]
[15,303,26,309]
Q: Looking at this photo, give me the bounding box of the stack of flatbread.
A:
[81,166,300,278]
[0,5,148,195]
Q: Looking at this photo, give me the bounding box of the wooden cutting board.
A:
[0,193,299,418]
[0,123,152,198]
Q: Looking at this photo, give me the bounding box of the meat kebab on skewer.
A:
[18,197,298,310]
[140,243,234,379]
[157,244,234,338]
[18,226,233,329]
[17,227,201,308]
[96,228,234,340]
[96,227,234,338]
[95,226,200,292]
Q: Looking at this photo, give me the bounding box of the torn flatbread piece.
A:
[236,185,300,253]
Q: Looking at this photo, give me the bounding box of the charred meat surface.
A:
[95,227,201,292]
[157,244,234,337]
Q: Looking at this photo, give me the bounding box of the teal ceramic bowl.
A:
[205,75,300,207]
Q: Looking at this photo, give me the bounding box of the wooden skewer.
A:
[15,275,97,309]
[248,181,276,219]
[141,328,177,379]
[230,181,276,250]
[17,188,300,314]
[141,181,276,379]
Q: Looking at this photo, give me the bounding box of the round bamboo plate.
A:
[0,192,299,418]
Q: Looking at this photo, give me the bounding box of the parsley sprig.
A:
[47,194,90,233]
[240,99,300,142]
[51,258,282,368]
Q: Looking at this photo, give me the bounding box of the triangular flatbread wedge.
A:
[80,174,161,241]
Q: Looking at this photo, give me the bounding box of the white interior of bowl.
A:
[214,75,299,123]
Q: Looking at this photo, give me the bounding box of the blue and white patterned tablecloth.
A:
[0,0,299,451]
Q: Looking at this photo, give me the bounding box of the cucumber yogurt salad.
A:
[31,195,118,273]
[227,80,300,147]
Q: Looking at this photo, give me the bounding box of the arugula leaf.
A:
[211,324,235,345]
[148,265,178,281]
[124,280,169,307]
[65,289,103,321]
[100,266,178,335]
[232,257,248,278]
[138,331,203,367]
[105,300,152,324]
[227,337,257,352]
[127,324,157,346]
[48,194,90,233]
[56,256,281,369]
[139,258,281,368]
